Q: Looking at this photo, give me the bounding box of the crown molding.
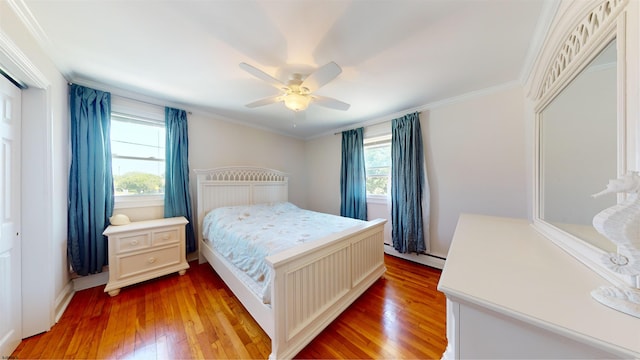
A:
[0,29,49,89]
[7,0,69,77]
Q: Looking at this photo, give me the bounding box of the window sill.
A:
[366,195,389,205]
[114,195,164,209]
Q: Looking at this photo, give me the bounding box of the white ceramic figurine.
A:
[591,172,640,318]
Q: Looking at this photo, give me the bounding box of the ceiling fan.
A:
[240,61,350,112]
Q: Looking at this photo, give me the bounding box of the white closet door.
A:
[0,75,22,357]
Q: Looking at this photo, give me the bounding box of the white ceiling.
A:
[20,0,550,139]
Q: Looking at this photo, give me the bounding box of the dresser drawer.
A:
[152,228,180,246]
[116,245,181,279]
[115,232,151,253]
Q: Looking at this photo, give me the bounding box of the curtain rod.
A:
[333,111,422,135]
[334,120,389,136]
[68,81,192,114]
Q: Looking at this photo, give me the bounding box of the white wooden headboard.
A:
[194,166,289,241]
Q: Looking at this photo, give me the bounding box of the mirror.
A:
[533,0,640,293]
[539,40,618,253]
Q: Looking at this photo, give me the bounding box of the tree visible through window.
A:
[364,136,391,196]
[111,114,165,197]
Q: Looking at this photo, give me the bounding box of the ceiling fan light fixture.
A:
[283,93,311,112]
[240,61,349,112]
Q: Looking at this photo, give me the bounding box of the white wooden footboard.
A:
[266,218,386,360]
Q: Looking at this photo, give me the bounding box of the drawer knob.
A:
[147,257,157,264]
[130,240,139,246]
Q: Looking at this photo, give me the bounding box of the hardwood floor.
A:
[12,254,447,359]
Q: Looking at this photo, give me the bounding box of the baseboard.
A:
[72,271,109,291]
[54,282,75,323]
[441,343,454,360]
[187,251,199,263]
[384,244,446,269]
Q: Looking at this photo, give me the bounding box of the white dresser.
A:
[438,214,640,359]
[103,216,190,296]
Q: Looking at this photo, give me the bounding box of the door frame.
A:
[0,28,56,337]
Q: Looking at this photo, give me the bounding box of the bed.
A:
[195,167,386,360]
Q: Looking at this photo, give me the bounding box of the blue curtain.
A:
[391,112,428,253]
[164,107,196,253]
[68,84,114,276]
[340,127,367,220]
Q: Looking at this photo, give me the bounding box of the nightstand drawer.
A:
[116,245,181,279]
[152,228,180,246]
[116,233,151,253]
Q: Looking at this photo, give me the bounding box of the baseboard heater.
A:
[383,243,446,269]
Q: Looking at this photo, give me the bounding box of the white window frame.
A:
[111,97,165,209]
[364,134,392,204]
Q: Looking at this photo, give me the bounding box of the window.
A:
[111,109,165,207]
[364,135,392,198]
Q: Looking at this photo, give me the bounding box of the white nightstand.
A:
[103,216,190,296]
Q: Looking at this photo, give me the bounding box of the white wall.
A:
[305,85,529,259]
[187,113,308,208]
[304,134,341,215]
[426,86,528,257]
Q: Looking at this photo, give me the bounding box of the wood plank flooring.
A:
[12,254,447,359]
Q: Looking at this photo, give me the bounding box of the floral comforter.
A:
[202,202,365,303]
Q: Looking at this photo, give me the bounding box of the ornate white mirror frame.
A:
[530,0,640,310]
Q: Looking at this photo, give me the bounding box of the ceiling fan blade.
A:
[301,62,342,92]
[245,95,283,108]
[239,62,285,89]
[312,95,350,111]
